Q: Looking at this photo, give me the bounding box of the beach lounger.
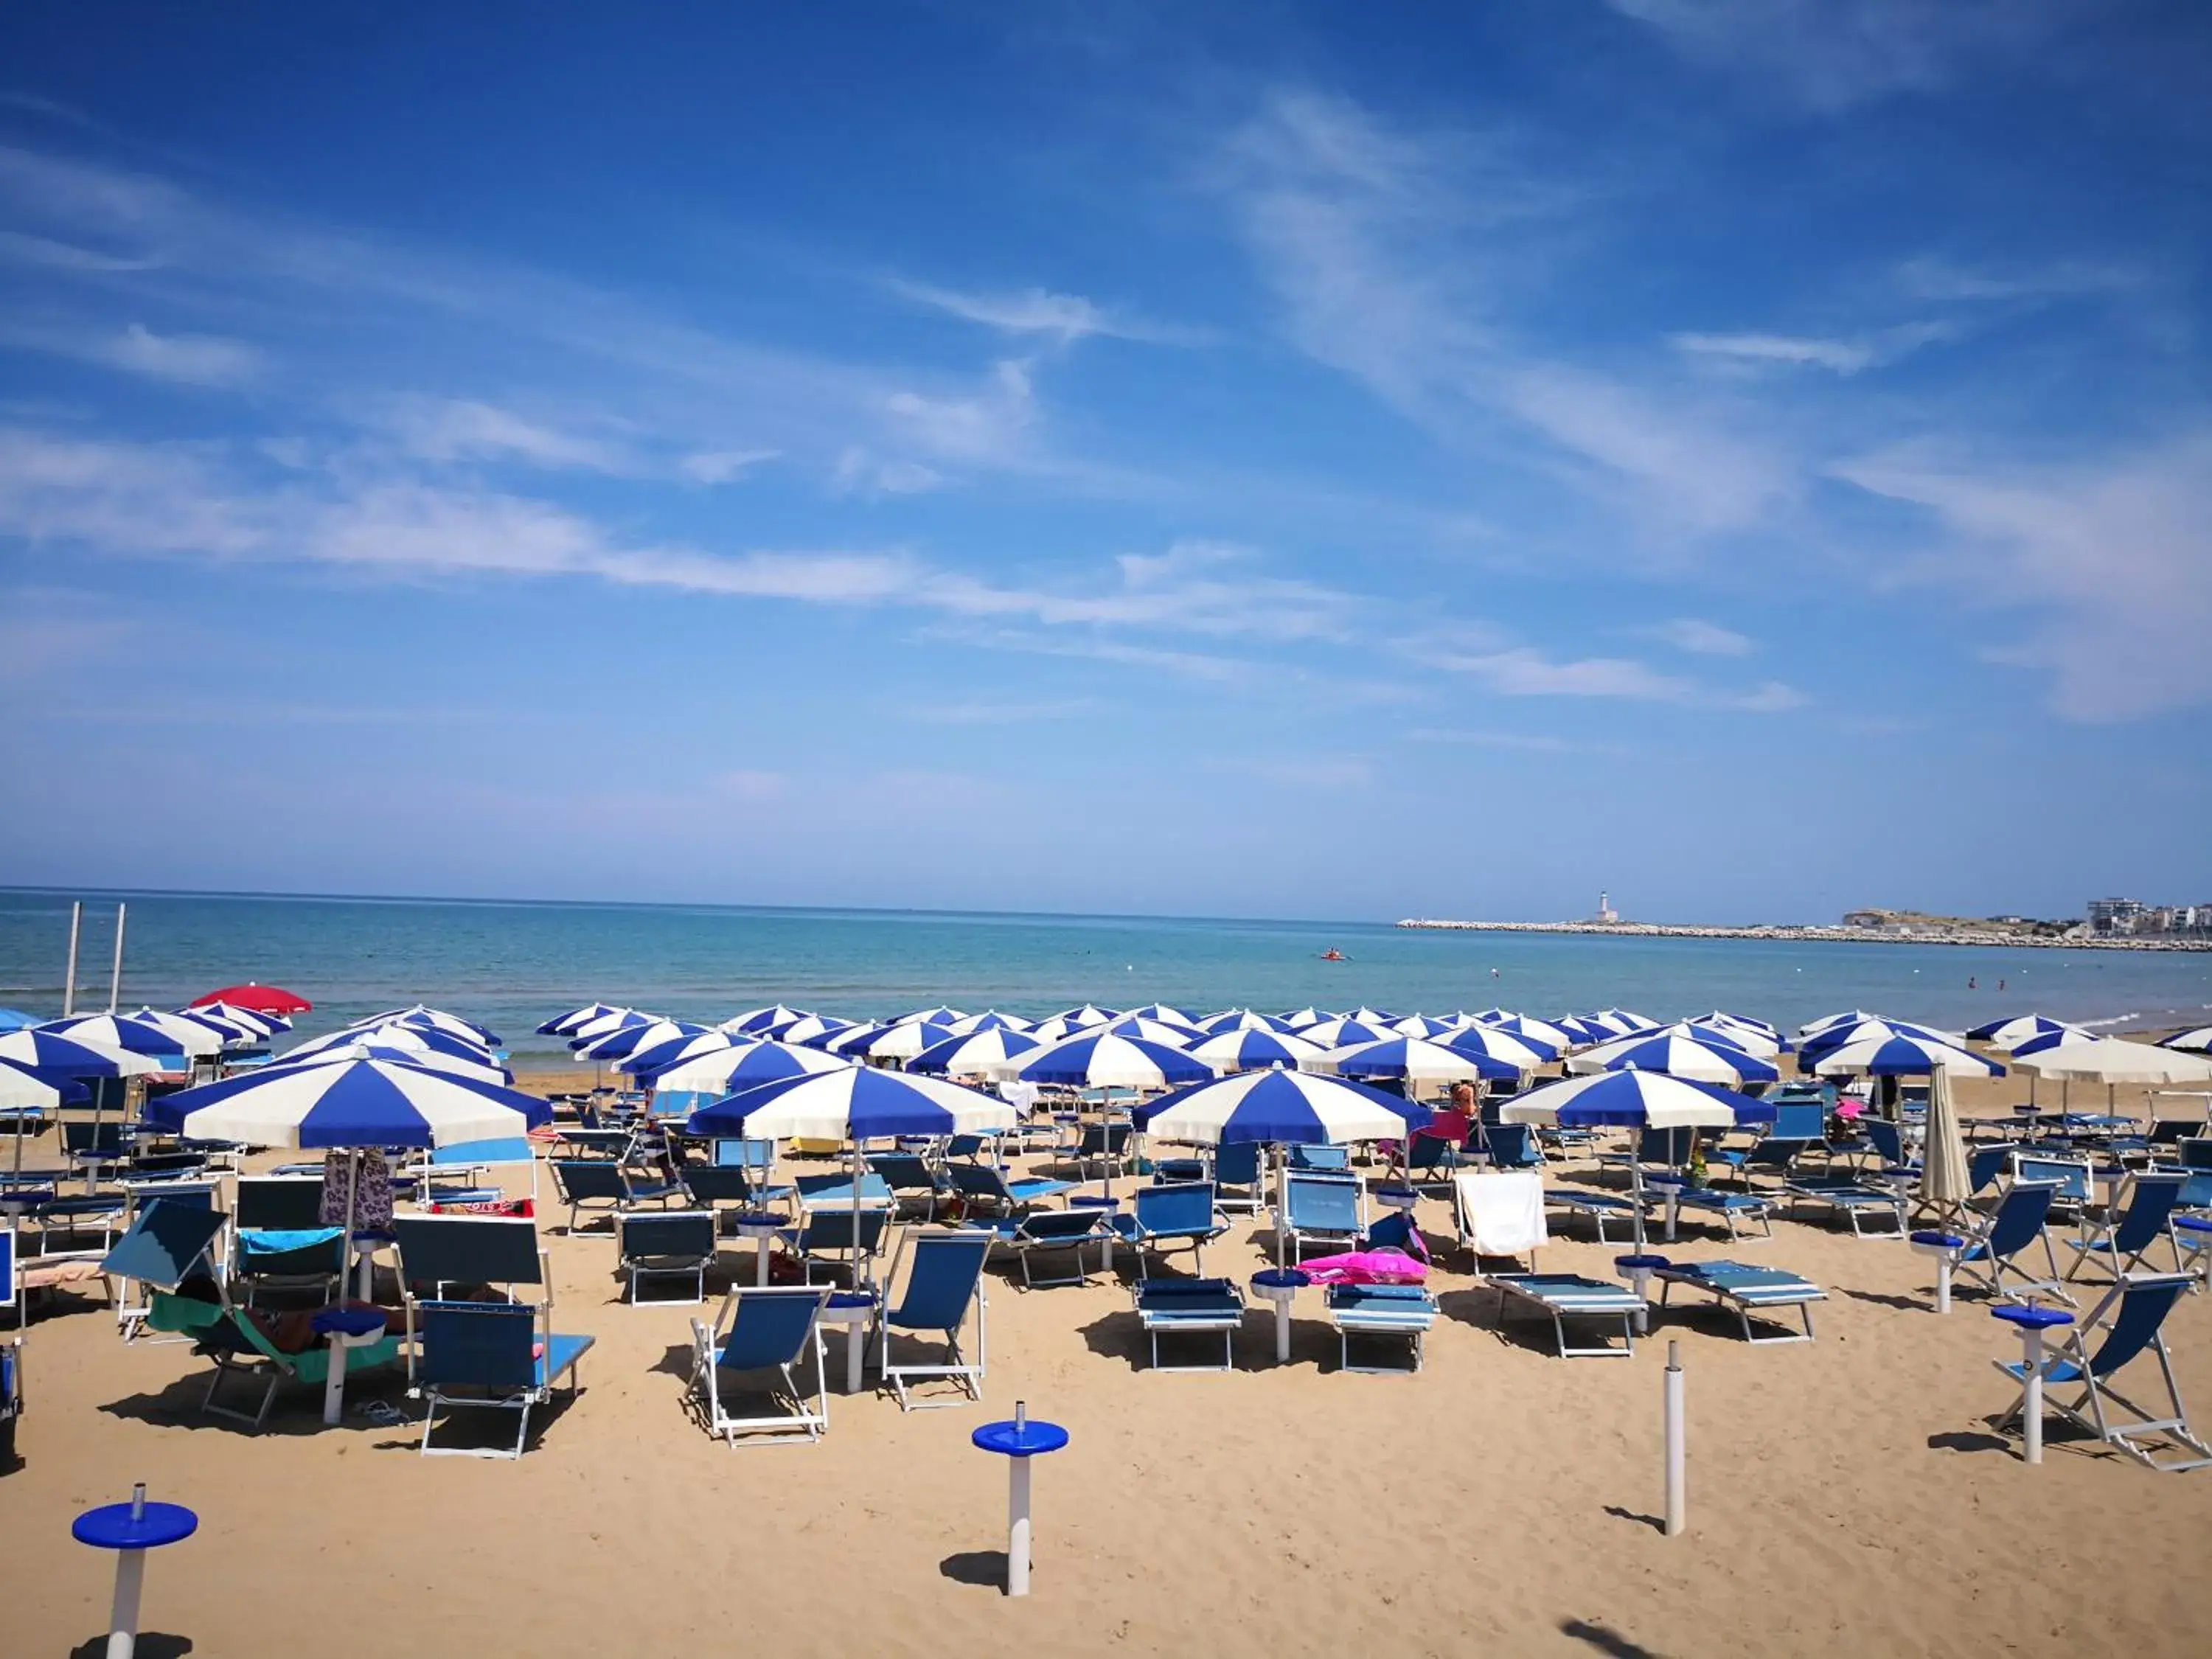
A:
[1287,1144,1352,1174]
[1476,1121,1543,1172]
[1405,1131,1463,1192]
[1968,1142,2025,1197]
[617,1210,717,1304]
[101,1189,225,1340]
[680,1161,787,1220]
[410,1298,594,1458]
[2013,1152,2097,1221]
[1954,1181,2072,1306]
[411,1135,540,1208]
[1993,1272,2211,1471]
[2065,1171,2187,1283]
[1071,1121,1133,1178]
[1545,1186,1643,1245]
[1276,1173,1363,1265]
[1133,1276,1246,1371]
[1711,1101,1826,1188]
[152,1285,406,1430]
[1110,1182,1229,1278]
[549,1158,681,1234]
[942,1161,1071,1220]
[867,1152,945,1221]
[1452,1172,1545,1267]
[1197,1140,1266,1215]
[1655,1260,1824,1343]
[1668,1186,1778,1241]
[392,1214,546,1304]
[874,1227,992,1409]
[231,1225,346,1307]
[234,1174,326,1231]
[792,1170,894,1209]
[1326,1282,1439,1374]
[1599,1126,1697,1183]
[777,1208,891,1285]
[992,1206,1110,1289]
[1784,1175,1905,1239]
[689,1285,831,1445]
[1488,1273,1643,1358]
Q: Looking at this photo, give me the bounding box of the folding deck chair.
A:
[992,1207,1110,1289]
[874,1227,992,1408]
[690,1285,832,1445]
[1325,1282,1439,1374]
[1954,1181,2072,1306]
[409,1298,594,1458]
[1133,1276,1245,1371]
[1993,1272,2211,1472]
[104,1186,224,1340]
[1487,1273,1644,1358]
[1784,1175,1905,1238]
[550,1158,681,1234]
[2066,1171,2187,1283]
[1110,1182,1229,1278]
[1655,1260,1825,1343]
[942,1161,1071,1220]
[617,1210,718,1304]
[1276,1173,1363,1265]
[1453,1171,1545,1266]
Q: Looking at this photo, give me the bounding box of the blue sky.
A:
[1,2,2207,925]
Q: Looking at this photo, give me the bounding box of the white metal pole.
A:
[108,903,127,1013]
[2021,1327,2046,1465]
[1007,1399,1033,1597]
[63,901,82,1018]
[1935,1253,1953,1315]
[105,1483,149,1659]
[1663,1340,1686,1537]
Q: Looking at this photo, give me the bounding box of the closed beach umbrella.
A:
[1812,1033,2003,1078]
[653,1040,849,1096]
[1573,1032,1779,1087]
[189,983,311,1015]
[910,1028,1043,1077]
[1135,1068,1430,1147]
[1919,1065,1970,1217]
[1189,1027,1326,1074]
[686,1065,1016,1142]
[41,1013,204,1063]
[2011,1037,2212,1085]
[0,1027,164,1078]
[1099,1016,1202,1047]
[1500,1070,1774,1130]
[1321,1036,1516,1093]
[144,1057,550,1147]
[622,1030,751,1079]
[575,1018,710,1062]
[1444,1023,1560,1068]
[1018,1032,1209,1091]
[2162,1026,2212,1054]
[1966,1013,2087,1051]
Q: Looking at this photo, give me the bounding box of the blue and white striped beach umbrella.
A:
[686,1065,1015,1141]
[1798,1018,1964,1065]
[1275,1008,1330,1031]
[622,1030,751,1078]
[942,1009,1032,1037]
[892,1005,967,1029]
[1197,1009,1294,1037]
[355,1006,503,1047]
[575,1018,710,1062]
[723,1005,813,1034]
[1966,1014,2091,1053]
[173,1001,279,1042]
[568,1007,653,1044]
[860,1020,956,1063]
[769,1014,857,1046]
[1321,1035,1517,1088]
[538,1003,626,1037]
[40,1013,205,1063]
[908,1028,1043,1077]
[1133,1068,1430,1147]
[813,1021,887,1055]
[0,1056,62,1110]
[1388,1014,1461,1039]
[2162,1026,2212,1054]
[1189,1026,1326,1074]
[653,1040,850,1096]
[1798,1009,1885,1041]
[124,1007,234,1056]
[1695,1009,1780,1040]
[0,1009,41,1034]
[1500,1070,1775,1130]
[5,1025,164,1077]
[1099,1015,1203,1047]
[1346,1006,1399,1027]
[1298,1017,1389,1050]
[144,1056,551,1148]
[1444,1023,1561,1068]
[1812,1033,2002,1078]
[1123,1004,1194,1027]
[269,1040,513,1087]
[1051,1004,1119,1029]
[1478,1013,1576,1051]
[1548,1015,1615,1046]
[1571,1031,1780,1086]
[287,1023,495,1068]
[1018,1032,1209,1091]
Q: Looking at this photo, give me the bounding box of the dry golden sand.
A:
[8,1065,2212,1658]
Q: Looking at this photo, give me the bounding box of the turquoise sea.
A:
[2,888,2208,1060]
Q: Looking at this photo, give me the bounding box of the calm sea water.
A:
[2,888,2207,1060]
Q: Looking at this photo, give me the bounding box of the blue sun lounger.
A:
[1110,1182,1229,1278]
[689,1284,830,1445]
[1134,1276,1245,1371]
[874,1227,992,1409]
[1955,1180,2072,1305]
[1545,1186,1644,1245]
[1276,1173,1363,1265]
[1655,1260,1824,1343]
[1667,1186,1778,1241]
[1994,1271,2211,1471]
[1324,1281,1439,1373]
[1784,1175,1907,1238]
[1487,1272,1643,1358]
[992,1207,1110,1289]
[617,1210,718,1304]
[942,1161,1071,1219]
[2066,1172,2188,1283]
[410,1298,594,1458]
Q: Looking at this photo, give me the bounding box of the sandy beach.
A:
[7,1062,2211,1659]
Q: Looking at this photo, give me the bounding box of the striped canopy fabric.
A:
[816,1022,889,1055]
[723,1005,813,1034]
[1500,1070,1775,1130]
[1098,1016,1203,1047]
[1123,1004,1195,1026]
[652,1040,850,1096]
[538,1002,627,1036]
[771,1014,860,1046]
[891,1005,967,1029]
[1275,1008,1329,1030]
[125,1007,234,1055]
[860,1020,956,1062]
[1197,1009,1295,1036]
[1189,1027,1326,1073]
[1966,1014,2093,1052]
[574,1018,709,1062]
[1017,1032,1209,1090]
[1472,1013,1577,1051]
[287,1023,495,1068]
[2163,1026,2212,1054]
[144,1056,551,1149]
[1297,1017,1389,1050]
[908,1027,1043,1076]
[1,1026,164,1078]
[620,1030,751,1078]
[1811,1034,2003,1078]
[269,1040,512,1087]
[1388,1014,1461,1039]
[1442,1023,1560,1068]
[1571,1032,1780,1086]
[1799,1018,1967,1064]
[942,1009,1033,1037]
[1133,1068,1431,1147]
[175,1001,286,1040]
[568,1007,653,1043]
[0,1057,63,1110]
[686,1065,1016,1141]
[357,1006,503,1047]
[41,1013,204,1062]
[1321,1035,1517,1085]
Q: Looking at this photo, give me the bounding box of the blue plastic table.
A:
[74,1488,196,1658]
[1992,1304,2075,1464]
[1251,1267,1311,1362]
[973,1410,1068,1597]
[1615,1253,1671,1335]
[1910,1231,1966,1313]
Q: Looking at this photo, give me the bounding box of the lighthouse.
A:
[1595,890,1619,925]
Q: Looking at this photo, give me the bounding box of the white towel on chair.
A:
[1455,1172,1548,1257]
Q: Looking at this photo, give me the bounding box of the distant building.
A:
[2087,897,2146,933]
[1841,910,1888,928]
[1591,889,1619,925]
[1987,914,2026,925]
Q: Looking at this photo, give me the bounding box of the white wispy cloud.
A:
[1427,644,1803,712]
[680,448,779,484]
[6,321,263,386]
[1832,430,2212,720]
[0,229,161,274]
[1644,617,1754,656]
[900,697,1105,726]
[1402,728,1593,754]
[379,397,630,473]
[1670,321,1953,377]
[888,279,1204,346]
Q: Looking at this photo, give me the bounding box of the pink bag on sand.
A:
[1297,1248,1428,1286]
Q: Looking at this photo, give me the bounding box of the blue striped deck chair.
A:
[792,1171,893,1208]
[234,1174,325,1231]
[1276,1173,1363,1265]
[1488,1273,1644,1358]
[1655,1260,1825,1343]
[1671,1186,1779,1241]
[1955,1180,2073,1305]
[1072,1121,1133,1178]
[992,1207,1109,1289]
[1711,1101,1826,1188]
[1133,1276,1245,1371]
[1858,1118,1920,1182]
[1287,1144,1351,1174]
[714,1138,778,1178]
[549,1158,681,1235]
[410,1299,594,1458]
[1599,1125,1697,1183]
[874,1227,993,1408]
[1110,1182,1228,1279]
[1545,1186,1643,1245]
[392,1214,546,1304]
[943,1160,1071,1219]
[1783,1175,1905,1238]
[1969,1142,2025,1196]
[1404,1131,1461,1193]
[617,1210,718,1304]
[777,1208,890,1285]
[2065,1171,2187,1283]
[1994,1272,2211,1471]
[2013,1152,2096,1221]
[866,1153,944,1221]
[231,1225,344,1307]
[1478,1121,1544,1172]
[1325,1282,1439,1373]
[689,1285,830,1445]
